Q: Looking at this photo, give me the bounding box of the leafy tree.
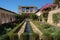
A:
[54,0,60,7]
[16,14,21,19]
[29,14,38,20]
[38,15,42,22]
[16,14,27,23]
[21,13,27,19]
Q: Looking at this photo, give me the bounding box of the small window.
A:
[30,8,33,12]
[22,8,25,12]
[26,8,29,12]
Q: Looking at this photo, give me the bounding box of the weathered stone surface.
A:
[0,7,16,24]
[47,8,60,26]
[30,20,43,40]
[17,22,26,39]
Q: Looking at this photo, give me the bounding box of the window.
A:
[22,8,25,12]
[26,8,29,12]
[30,8,33,12]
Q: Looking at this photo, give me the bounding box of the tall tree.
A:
[29,14,38,20]
[54,0,60,7]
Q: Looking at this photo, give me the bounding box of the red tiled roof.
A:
[40,4,57,11]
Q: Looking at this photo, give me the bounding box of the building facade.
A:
[47,8,60,27]
[54,0,60,7]
[18,6,37,15]
[35,4,58,22]
[35,9,43,16]
[0,7,16,24]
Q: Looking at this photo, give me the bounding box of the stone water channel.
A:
[20,20,33,40]
[0,19,40,40]
[24,20,32,34]
[24,20,33,40]
[20,19,39,40]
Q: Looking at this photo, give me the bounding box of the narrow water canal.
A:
[20,20,39,40]
[23,20,33,40]
[24,20,32,34]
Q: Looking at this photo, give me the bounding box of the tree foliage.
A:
[43,12,49,22]
[52,29,60,40]
[38,15,42,21]
[52,13,60,25]
[16,14,27,22]
[29,14,38,20]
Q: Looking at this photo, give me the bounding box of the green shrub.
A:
[41,23,52,29]
[52,13,60,25]
[30,14,38,20]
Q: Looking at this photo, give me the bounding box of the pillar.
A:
[25,8,26,13]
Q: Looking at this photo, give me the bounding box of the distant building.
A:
[36,4,57,16]
[0,7,16,24]
[40,4,57,12]
[18,6,37,15]
[35,4,57,22]
[35,9,42,16]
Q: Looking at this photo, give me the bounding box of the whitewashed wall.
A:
[36,11,42,16]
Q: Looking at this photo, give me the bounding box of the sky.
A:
[0,0,53,13]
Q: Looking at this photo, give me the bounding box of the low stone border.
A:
[30,20,43,40]
[17,21,26,40]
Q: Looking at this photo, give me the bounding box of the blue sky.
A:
[0,0,53,13]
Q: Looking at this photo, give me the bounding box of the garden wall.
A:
[47,8,60,27]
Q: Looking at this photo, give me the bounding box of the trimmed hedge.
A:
[0,20,25,40]
[32,20,60,40]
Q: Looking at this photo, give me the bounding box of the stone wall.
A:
[47,8,60,26]
[0,8,16,24]
[19,6,37,15]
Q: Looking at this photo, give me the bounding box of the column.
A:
[25,8,26,13]
[19,7,22,15]
[29,8,30,13]
[33,8,34,13]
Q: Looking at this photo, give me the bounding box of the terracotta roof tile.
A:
[40,4,57,11]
